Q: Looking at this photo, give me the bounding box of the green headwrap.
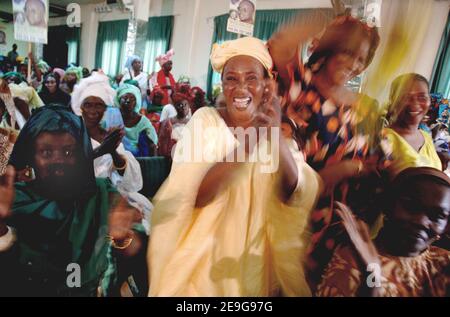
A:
[36,60,50,73]
[2,72,26,84]
[65,66,83,82]
[115,83,142,113]
[123,79,139,89]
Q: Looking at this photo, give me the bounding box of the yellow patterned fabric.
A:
[316,245,450,297]
[148,107,321,296]
[9,83,44,109]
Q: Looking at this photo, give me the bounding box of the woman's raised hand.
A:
[252,80,281,129]
[335,201,380,267]
[248,81,281,147]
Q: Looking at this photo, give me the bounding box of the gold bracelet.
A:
[113,159,127,171]
[106,234,133,250]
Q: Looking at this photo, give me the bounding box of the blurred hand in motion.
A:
[335,201,380,267]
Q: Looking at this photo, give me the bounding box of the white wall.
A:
[0,22,32,59]
[415,0,449,79]
[42,0,449,90]
[360,0,450,102]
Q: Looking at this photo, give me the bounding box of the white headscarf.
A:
[71,71,116,116]
[124,55,143,70]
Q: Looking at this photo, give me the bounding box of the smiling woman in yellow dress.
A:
[147,37,322,297]
[381,73,442,177]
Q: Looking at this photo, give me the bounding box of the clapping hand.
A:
[93,128,125,159]
[335,201,380,267]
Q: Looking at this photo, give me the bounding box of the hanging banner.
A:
[13,0,49,44]
[227,0,256,37]
[0,27,7,55]
[350,0,382,27]
[365,0,382,27]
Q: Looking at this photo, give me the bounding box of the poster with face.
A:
[0,29,6,56]
[13,0,49,44]
[0,30,6,45]
[350,0,382,27]
[227,0,256,37]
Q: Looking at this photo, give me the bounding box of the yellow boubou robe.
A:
[148,107,322,296]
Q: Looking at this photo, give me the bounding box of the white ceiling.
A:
[53,0,103,6]
[0,0,103,14]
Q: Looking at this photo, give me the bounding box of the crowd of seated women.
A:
[0,10,448,297]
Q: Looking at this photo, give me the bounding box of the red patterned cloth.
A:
[156,70,176,106]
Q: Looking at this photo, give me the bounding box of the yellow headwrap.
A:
[210,37,273,78]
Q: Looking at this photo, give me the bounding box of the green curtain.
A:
[206,9,334,99]
[206,14,237,99]
[253,10,301,40]
[95,20,128,77]
[431,11,450,98]
[46,25,81,66]
[66,27,81,65]
[143,16,174,73]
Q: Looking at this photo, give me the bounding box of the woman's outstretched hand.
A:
[93,128,125,159]
[335,201,380,267]
[335,202,383,296]
[249,80,281,144]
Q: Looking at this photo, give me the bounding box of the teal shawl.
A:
[2,178,117,296]
[2,106,113,296]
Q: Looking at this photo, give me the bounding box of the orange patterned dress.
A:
[316,245,450,297]
[280,52,381,291]
[0,128,16,175]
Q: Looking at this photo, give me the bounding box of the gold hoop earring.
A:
[24,165,35,180]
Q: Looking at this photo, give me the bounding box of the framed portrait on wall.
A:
[227,0,256,37]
